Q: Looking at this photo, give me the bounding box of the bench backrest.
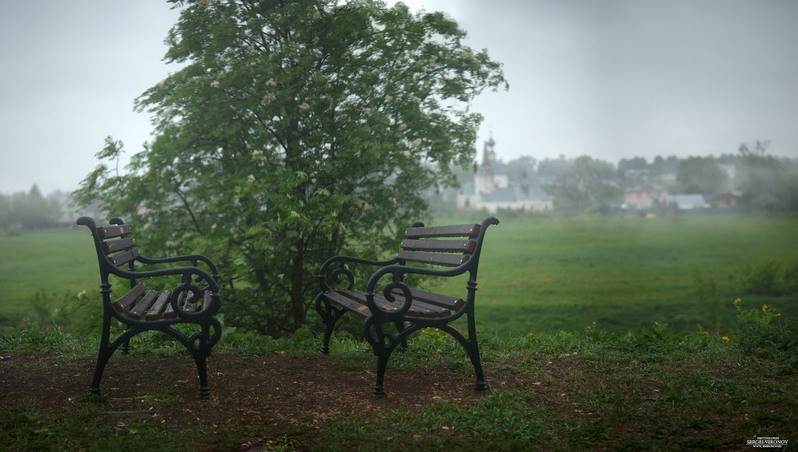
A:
[397,217,499,275]
[77,217,141,280]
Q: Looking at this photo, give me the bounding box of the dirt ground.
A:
[0,350,507,449]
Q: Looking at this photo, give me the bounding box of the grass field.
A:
[436,211,798,335]
[2,213,798,449]
[0,227,97,329]
[1,212,797,335]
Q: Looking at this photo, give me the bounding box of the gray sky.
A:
[2,0,797,195]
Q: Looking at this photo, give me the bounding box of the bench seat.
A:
[323,287,464,319]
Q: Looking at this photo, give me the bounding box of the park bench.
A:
[315,216,499,395]
[77,217,222,399]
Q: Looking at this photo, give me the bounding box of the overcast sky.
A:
[2,0,797,195]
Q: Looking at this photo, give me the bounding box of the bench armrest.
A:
[137,253,219,278]
[317,254,399,292]
[361,262,470,318]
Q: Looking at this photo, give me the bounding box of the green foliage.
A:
[731,298,798,361]
[73,0,506,337]
[738,258,782,295]
[736,254,798,296]
[736,141,791,203]
[544,156,621,211]
[0,324,81,353]
[676,156,728,195]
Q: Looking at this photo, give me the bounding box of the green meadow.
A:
[2,213,798,450]
[1,212,797,335]
[437,211,798,335]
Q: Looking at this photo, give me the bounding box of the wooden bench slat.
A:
[98,225,132,239]
[329,289,451,319]
[129,290,160,320]
[400,239,476,254]
[391,287,465,311]
[396,250,469,267]
[113,284,146,312]
[145,291,172,320]
[103,237,137,254]
[405,223,480,239]
[108,248,140,266]
[325,290,372,317]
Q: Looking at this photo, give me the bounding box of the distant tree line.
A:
[490,141,798,212]
[0,185,64,230]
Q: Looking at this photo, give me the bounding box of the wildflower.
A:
[266,78,278,87]
[776,313,782,318]
[402,150,412,158]
[734,297,742,306]
[210,80,220,88]
[247,174,256,183]
[762,304,769,313]
[298,102,311,111]
[722,336,729,342]
[411,138,422,148]
[399,123,407,131]
[385,95,393,102]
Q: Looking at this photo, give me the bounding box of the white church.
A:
[457,136,553,213]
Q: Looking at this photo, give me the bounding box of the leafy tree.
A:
[536,155,574,180]
[617,156,647,171]
[649,155,680,178]
[74,0,506,337]
[504,155,538,185]
[736,141,786,202]
[545,156,619,211]
[676,156,728,195]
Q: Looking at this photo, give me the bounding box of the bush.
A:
[731,298,798,362]
[738,258,782,295]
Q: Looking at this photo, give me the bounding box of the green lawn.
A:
[0,227,97,328]
[2,213,797,335]
[433,212,798,335]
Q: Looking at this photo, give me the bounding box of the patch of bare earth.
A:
[0,350,488,448]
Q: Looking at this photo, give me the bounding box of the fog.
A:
[2,0,797,195]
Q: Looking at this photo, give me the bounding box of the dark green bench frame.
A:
[315,217,499,395]
[78,217,222,399]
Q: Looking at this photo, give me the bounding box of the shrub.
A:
[731,297,797,362]
[738,258,782,295]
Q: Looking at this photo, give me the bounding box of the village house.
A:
[622,184,669,210]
